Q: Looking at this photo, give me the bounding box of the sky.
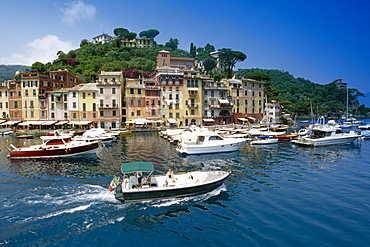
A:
[1,0,370,105]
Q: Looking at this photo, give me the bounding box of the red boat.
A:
[8,137,100,159]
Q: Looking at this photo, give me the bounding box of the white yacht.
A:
[295,124,361,146]
[176,132,246,154]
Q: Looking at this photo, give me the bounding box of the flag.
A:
[108,177,120,191]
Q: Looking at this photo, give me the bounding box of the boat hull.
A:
[296,136,359,146]
[114,172,229,202]
[9,142,99,159]
[176,140,245,155]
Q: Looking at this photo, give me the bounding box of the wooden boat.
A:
[272,133,299,141]
[109,162,230,202]
[7,137,99,159]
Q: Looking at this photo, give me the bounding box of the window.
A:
[130,89,134,94]
[112,110,116,116]
[112,99,116,107]
[30,111,34,117]
[137,110,141,116]
[138,100,142,106]
[138,89,142,94]
[100,88,104,94]
[176,113,180,118]
[100,111,104,116]
[51,112,55,118]
[14,101,18,108]
[73,92,77,97]
[83,113,86,118]
[93,113,96,118]
[82,103,86,111]
[73,102,77,108]
[82,92,86,99]
[92,92,96,99]
[112,88,116,94]
[92,103,96,111]
[100,99,104,107]
[64,94,67,101]
[73,113,77,118]
[151,110,156,115]
[191,109,195,115]
[64,103,67,110]
[64,113,68,119]
[32,89,36,96]
[50,103,54,109]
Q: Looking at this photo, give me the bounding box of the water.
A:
[1,129,370,246]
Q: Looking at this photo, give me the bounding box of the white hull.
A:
[296,135,359,146]
[250,139,279,145]
[176,139,245,154]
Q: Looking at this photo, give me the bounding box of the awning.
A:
[67,121,92,125]
[55,121,69,125]
[203,119,214,122]
[42,121,57,125]
[218,99,229,104]
[54,93,62,97]
[0,120,21,126]
[187,88,198,91]
[167,118,177,124]
[121,162,154,173]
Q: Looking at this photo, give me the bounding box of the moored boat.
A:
[175,132,246,155]
[295,124,361,146]
[7,137,99,159]
[250,136,279,145]
[109,162,230,202]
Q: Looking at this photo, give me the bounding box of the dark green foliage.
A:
[238,68,369,118]
[139,29,160,39]
[165,38,179,50]
[218,48,247,78]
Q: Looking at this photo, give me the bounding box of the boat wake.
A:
[147,184,227,208]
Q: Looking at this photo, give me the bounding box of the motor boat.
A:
[295,124,361,146]
[73,128,118,143]
[176,132,246,154]
[250,136,279,145]
[7,137,100,159]
[357,124,370,139]
[109,162,230,202]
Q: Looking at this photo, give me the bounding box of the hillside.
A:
[0,65,30,81]
[237,68,369,118]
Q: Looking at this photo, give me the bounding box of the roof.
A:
[121,162,154,173]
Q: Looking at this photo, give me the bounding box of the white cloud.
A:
[61,0,96,25]
[0,35,77,65]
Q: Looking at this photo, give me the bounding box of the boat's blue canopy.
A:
[121,162,154,173]
[258,136,270,139]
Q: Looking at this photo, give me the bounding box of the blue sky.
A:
[1,0,369,105]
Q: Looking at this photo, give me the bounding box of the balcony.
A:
[98,104,119,109]
[38,94,47,99]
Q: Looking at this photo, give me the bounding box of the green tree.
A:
[139,29,160,39]
[203,57,217,74]
[218,48,247,78]
[190,42,197,57]
[31,62,46,71]
[114,27,129,37]
[245,71,271,81]
[165,38,179,49]
[123,32,137,40]
[80,39,89,47]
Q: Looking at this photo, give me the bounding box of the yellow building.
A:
[182,71,203,126]
[68,83,98,126]
[0,80,10,118]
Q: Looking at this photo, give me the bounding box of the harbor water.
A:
[0,127,370,246]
